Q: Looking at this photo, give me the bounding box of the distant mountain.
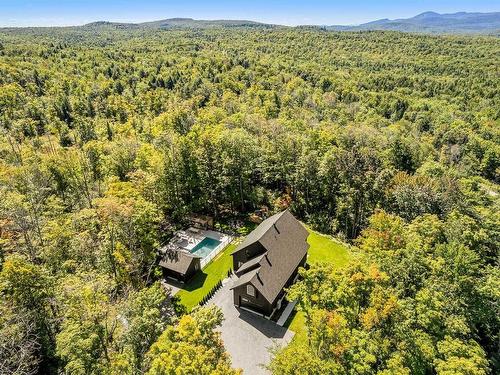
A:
[17,12,500,34]
[83,21,138,29]
[139,18,269,28]
[83,18,274,30]
[325,11,500,34]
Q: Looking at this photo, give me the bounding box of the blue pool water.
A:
[190,237,221,258]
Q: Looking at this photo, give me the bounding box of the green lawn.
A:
[286,309,307,343]
[177,242,237,311]
[306,228,352,267]
[176,226,351,321]
[285,228,352,344]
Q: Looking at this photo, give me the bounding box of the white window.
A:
[246,284,255,297]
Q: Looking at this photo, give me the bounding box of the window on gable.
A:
[246,284,255,297]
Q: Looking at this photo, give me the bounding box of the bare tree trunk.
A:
[239,175,245,212]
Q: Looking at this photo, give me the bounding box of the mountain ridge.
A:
[82,17,275,30]
[324,11,500,34]
[2,12,499,34]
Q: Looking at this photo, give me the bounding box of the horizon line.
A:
[1,10,499,29]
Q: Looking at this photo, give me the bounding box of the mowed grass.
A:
[306,228,351,267]
[177,242,236,311]
[177,226,351,319]
[285,228,352,344]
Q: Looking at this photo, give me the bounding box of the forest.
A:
[0,25,498,374]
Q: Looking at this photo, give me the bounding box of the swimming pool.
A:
[190,237,221,259]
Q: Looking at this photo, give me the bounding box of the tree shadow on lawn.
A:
[164,271,208,292]
[182,271,209,292]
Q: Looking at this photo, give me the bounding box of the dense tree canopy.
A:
[0,25,498,374]
[272,210,497,374]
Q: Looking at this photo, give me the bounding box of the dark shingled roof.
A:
[236,253,266,274]
[159,250,200,275]
[231,268,260,289]
[231,210,309,303]
[231,210,287,255]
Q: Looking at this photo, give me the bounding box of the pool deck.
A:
[162,228,231,269]
[174,228,227,252]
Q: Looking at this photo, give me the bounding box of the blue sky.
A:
[0,0,498,27]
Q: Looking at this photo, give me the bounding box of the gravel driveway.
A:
[209,276,295,374]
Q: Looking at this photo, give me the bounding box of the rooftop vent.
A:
[265,253,272,266]
[273,223,280,234]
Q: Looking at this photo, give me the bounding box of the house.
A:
[230,210,309,318]
[159,250,201,283]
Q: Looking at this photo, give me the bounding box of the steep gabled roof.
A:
[159,250,200,275]
[231,210,309,303]
[231,268,260,289]
[236,253,266,274]
[231,210,287,255]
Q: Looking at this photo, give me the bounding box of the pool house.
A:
[158,227,231,282]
